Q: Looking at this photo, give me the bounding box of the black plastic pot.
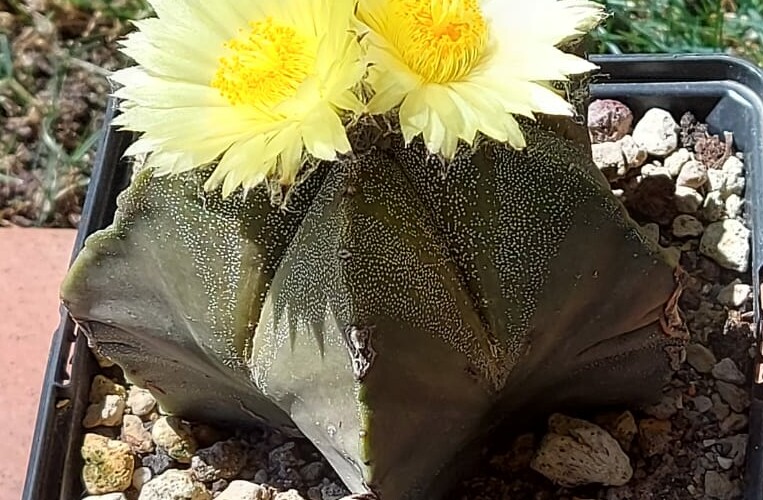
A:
[22,54,763,500]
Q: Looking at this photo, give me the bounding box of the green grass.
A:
[595,0,763,65]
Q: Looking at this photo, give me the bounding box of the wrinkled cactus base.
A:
[62,119,686,499]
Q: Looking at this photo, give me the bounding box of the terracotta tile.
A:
[0,228,76,500]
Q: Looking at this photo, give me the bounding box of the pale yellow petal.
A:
[301,104,351,160]
[204,135,274,197]
[119,0,364,191]
[358,0,600,155]
[398,90,429,144]
[112,68,228,108]
[331,90,364,113]
[504,114,526,149]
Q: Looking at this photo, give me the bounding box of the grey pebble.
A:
[320,481,349,500]
[717,456,734,470]
[269,442,299,469]
[716,381,750,413]
[254,469,269,484]
[704,470,738,499]
[672,214,704,238]
[299,462,325,483]
[720,413,748,434]
[640,223,660,243]
[712,358,745,385]
[142,448,177,476]
[191,439,248,482]
[686,343,717,373]
[643,392,679,420]
[711,394,731,421]
[702,191,725,223]
[210,479,229,494]
[692,395,713,414]
[719,434,748,467]
[132,466,153,492]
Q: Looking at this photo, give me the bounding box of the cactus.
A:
[62,112,686,498]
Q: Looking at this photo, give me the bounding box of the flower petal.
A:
[358,0,603,156]
[116,0,365,195]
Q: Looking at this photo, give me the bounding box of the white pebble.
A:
[641,163,671,179]
[592,141,627,180]
[138,470,211,500]
[725,194,744,219]
[215,481,273,500]
[676,160,707,189]
[618,135,648,170]
[664,148,692,176]
[127,387,157,417]
[700,219,751,272]
[721,156,745,196]
[706,169,726,192]
[717,279,752,308]
[122,414,154,453]
[83,394,126,428]
[632,108,679,157]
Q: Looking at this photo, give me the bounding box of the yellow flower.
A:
[112,0,365,197]
[357,0,605,158]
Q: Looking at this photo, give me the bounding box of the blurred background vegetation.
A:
[1,0,762,227]
[597,0,763,64]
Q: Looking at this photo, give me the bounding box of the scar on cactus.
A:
[344,325,377,381]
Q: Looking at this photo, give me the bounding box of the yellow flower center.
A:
[211,18,315,109]
[387,0,488,83]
